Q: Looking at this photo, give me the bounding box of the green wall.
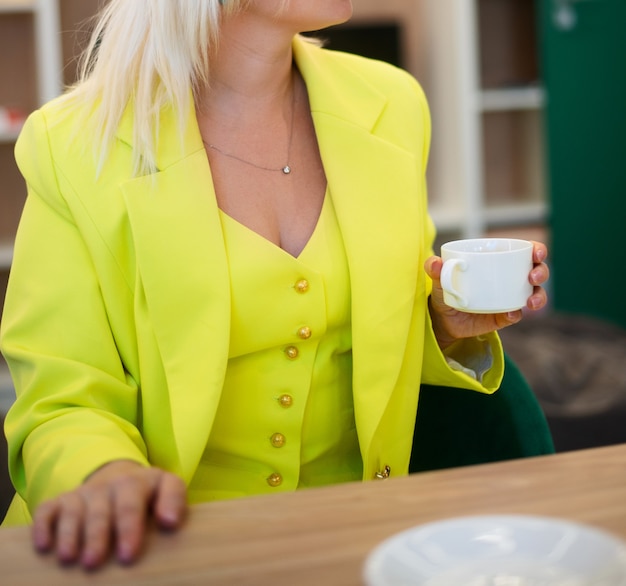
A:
[538,0,626,328]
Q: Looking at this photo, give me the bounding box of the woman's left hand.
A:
[425,240,549,350]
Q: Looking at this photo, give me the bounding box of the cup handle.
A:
[440,258,469,309]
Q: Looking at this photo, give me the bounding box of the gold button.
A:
[278,394,293,408]
[297,326,312,340]
[270,433,286,448]
[294,279,309,294]
[284,346,299,360]
[375,465,391,480]
[267,473,283,487]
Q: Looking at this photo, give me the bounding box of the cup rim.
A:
[441,238,533,254]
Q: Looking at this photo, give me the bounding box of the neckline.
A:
[218,189,330,260]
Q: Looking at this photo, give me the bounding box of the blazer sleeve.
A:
[1,109,149,514]
[409,74,505,394]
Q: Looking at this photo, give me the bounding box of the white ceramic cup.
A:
[440,238,533,313]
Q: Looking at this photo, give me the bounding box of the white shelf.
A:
[0,359,15,415]
[0,128,22,143]
[0,0,36,14]
[436,0,547,238]
[431,201,547,234]
[429,206,466,233]
[483,201,547,226]
[0,0,62,105]
[33,0,63,104]
[479,87,546,112]
[0,245,13,269]
[0,0,61,275]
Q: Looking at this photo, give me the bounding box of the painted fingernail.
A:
[81,551,99,570]
[117,543,134,564]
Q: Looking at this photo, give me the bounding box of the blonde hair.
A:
[66,0,247,175]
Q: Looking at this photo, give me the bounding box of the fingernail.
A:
[158,513,176,528]
[33,537,49,552]
[117,543,134,565]
[81,551,99,570]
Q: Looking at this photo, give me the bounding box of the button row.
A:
[269,278,310,490]
[284,325,313,361]
[267,423,286,487]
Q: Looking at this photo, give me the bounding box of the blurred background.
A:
[0,0,625,452]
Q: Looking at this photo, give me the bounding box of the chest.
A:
[206,94,326,258]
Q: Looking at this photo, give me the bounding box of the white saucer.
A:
[363,515,626,586]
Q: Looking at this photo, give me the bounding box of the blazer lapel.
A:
[294,38,425,456]
[118,105,231,479]
[320,123,422,455]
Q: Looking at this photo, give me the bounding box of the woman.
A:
[0,0,549,569]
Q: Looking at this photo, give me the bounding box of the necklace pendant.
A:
[282,165,291,175]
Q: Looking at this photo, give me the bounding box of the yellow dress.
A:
[188,192,363,503]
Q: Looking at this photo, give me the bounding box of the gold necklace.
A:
[203,77,296,175]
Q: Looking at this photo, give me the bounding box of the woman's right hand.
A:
[31,460,187,569]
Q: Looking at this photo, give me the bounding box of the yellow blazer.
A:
[1,36,503,524]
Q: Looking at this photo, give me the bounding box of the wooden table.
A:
[1,443,625,585]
